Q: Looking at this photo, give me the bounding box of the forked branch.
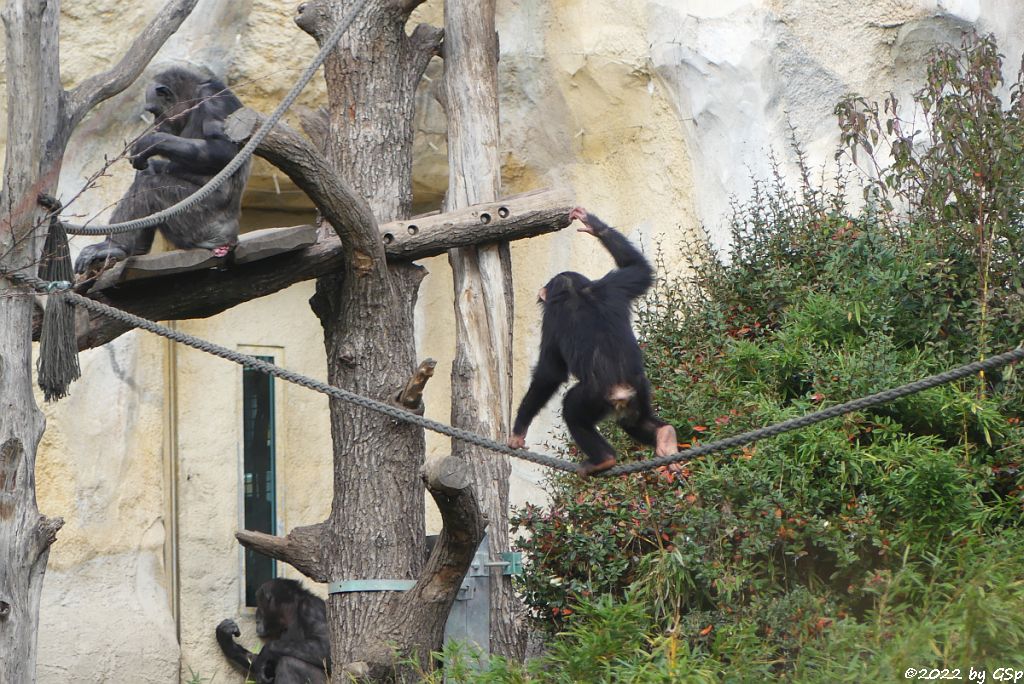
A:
[352,456,487,676]
[225,108,380,260]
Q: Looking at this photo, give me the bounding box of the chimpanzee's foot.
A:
[655,424,678,456]
[74,241,129,276]
[211,244,233,258]
[577,456,616,477]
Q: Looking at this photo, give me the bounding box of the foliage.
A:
[488,33,1024,681]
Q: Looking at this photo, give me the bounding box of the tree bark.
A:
[443,0,527,659]
[362,456,486,678]
[0,1,197,679]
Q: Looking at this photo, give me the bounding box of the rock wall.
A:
[5,0,1023,680]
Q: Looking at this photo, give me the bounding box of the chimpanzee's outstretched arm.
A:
[571,208,653,300]
[510,347,568,443]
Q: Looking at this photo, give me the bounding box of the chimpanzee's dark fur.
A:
[216,578,330,684]
[74,66,251,274]
[508,209,678,475]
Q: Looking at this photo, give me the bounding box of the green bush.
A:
[503,32,1024,681]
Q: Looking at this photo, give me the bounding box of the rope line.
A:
[63,0,372,236]
[8,272,1023,476]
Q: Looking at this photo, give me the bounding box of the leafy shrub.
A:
[506,32,1024,679]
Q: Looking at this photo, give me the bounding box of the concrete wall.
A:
[8,0,1024,680]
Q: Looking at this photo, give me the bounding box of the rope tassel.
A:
[36,195,80,401]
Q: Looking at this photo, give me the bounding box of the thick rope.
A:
[608,345,1024,475]
[6,272,1023,476]
[63,0,372,236]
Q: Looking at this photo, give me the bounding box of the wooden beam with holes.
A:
[40,187,574,350]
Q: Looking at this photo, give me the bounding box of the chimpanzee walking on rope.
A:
[508,208,678,475]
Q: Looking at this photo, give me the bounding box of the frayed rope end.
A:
[36,194,80,402]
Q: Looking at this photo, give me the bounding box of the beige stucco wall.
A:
[4,0,1023,681]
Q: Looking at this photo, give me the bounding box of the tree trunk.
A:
[0,2,66,679]
[295,0,443,676]
[443,0,527,659]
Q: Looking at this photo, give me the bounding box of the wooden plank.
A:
[234,225,318,264]
[83,188,570,293]
[120,249,222,282]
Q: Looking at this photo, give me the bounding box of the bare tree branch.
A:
[296,105,331,149]
[63,0,201,131]
[350,456,486,678]
[394,358,437,412]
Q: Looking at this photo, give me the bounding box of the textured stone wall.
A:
[7,0,1023,680]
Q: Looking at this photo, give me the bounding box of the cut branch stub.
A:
[421,455,473,497]
[394,358,437,413]
[399,455,485,605]
[235,522,329,583]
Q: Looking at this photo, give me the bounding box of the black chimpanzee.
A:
[507,207,678,475]
[216,578,330,684]
[74,66,251,274]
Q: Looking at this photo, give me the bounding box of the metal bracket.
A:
[328,579,416,594]
[477,552,523,576]
[455,580,474,601]
[500,551,523,576]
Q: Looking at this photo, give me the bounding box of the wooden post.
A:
[444,0,528,659]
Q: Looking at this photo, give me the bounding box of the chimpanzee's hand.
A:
[570,206,604,235]
[251,647,277,684]
[130,133,164,170]
[507,433,527,449]
[130,152,152,170]
[216,619,241,639]
[569,206,594,233]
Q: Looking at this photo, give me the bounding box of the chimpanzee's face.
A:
[144,82,185,131]
[254,584,283,638]
[144,69,206,135]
